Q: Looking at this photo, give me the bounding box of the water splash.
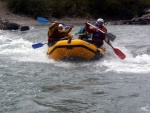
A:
[1,26,150,74]
[99,46,150,73]
[141,104,150,112]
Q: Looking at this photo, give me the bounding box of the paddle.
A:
[32,38,71,49]
[37,17,49,24]
[87,22,116,41]
[107,42,126,60]
[32,43,47,49]
[37,17,64,25]
[75,33,85,36]
[87,22,126,60]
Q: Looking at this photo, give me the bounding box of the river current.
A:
[0,25,150,113]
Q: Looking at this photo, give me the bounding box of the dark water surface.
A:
[0,25,150,113]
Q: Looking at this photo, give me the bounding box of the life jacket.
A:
[78,26,92,39]
[92,27,106,45]
[93,30,105,39]
[48,23,72,43]
[48,29,61,42]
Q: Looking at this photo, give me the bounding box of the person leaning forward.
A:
[47,21,73,46]
[85,18,110,48]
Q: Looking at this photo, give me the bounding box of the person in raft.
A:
[64,26,73,39]
[47,21,73,46]
[76,26,92,40]
[64,25,74,43]
[85,18,111,48]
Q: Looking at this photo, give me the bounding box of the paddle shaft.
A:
[32,37,71,49]
[87,22,116,42]
[87,22,106,34]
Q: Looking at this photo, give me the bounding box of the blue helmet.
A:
[65,26,70,29]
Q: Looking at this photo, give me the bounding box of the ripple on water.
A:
[41,84,84,92]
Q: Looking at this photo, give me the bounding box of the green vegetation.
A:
[6,0,150,20]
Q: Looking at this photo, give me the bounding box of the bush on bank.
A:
[6,0,150,20]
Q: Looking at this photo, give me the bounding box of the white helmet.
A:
[59,24,63,28]
[97,18,104,23]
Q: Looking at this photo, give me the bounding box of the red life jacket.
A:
[92,26,107,45]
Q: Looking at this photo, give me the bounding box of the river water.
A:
[0,25,150,113]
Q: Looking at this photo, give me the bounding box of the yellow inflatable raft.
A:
[47,39,105,61]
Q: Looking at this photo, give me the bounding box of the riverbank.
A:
[0,1,94,26]
[0,0,39,26]
[0,0,150,26]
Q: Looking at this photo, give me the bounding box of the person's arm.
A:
[85,22,94,33]
[49,22,58,30]
[65,25,73,33]
[60,25,73,37]
[48,22,58,37]
[67,33,73,39]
